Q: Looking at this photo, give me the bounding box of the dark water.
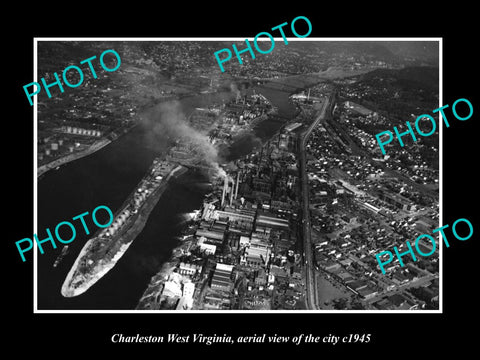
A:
[37,84,298,310]
[224,85,299,160]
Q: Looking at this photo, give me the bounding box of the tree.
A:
[350,298,365,310]
[333,297,348,310]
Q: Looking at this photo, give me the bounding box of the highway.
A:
[298,93,335,310]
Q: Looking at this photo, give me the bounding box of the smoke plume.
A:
[140,100,225,179]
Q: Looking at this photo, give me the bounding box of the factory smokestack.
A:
[235,172,240,199]
[221,175,228,207]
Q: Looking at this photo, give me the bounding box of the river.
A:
[37,83,299,310]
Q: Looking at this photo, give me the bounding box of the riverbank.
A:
[133,80,305,310]
[61,163,188,297]
[38,123,139,179]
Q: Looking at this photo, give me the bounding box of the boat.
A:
[53,245,69,268]
[175,235,193,242]
[61,158,187,297]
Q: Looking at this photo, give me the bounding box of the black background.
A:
[5,3,477,355]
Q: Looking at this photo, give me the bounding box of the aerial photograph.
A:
[35,39,440,311]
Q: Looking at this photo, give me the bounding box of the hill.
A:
[359,66,439,91]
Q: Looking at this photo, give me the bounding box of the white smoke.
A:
[229,82,240,97]
[141,100,225,179]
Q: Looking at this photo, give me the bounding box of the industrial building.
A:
[211,263,234,291]
[244,238,271,268]
[195,228,225,243]
[375,187,416,211]
[60,126,102,137]
[199,241,216,255]
[213,209,255,226]
[284,122,303,132]
[256,212,290,230]
[178,262,202,277]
